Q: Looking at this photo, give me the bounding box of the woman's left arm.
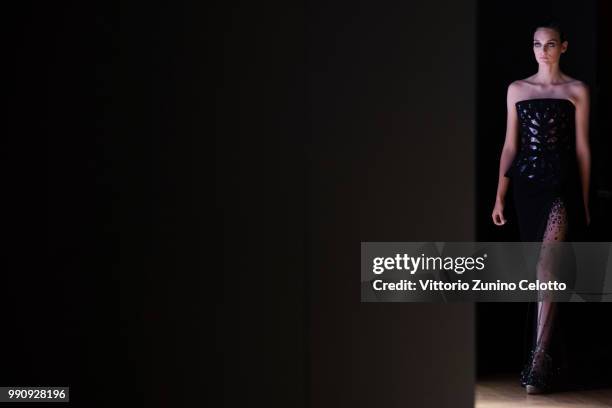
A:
[574,82,591,226]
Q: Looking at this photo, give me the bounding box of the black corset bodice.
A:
[505,98,576,186]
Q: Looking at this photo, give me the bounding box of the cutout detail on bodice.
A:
[506,98,576,186]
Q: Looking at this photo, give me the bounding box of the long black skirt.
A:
[511,175,612,390]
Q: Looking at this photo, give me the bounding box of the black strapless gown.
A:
[505,98,586,242]
[505,98,592,389]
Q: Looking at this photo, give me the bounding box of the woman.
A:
[491,22,591,394]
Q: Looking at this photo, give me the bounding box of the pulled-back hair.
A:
[533,21,566,43]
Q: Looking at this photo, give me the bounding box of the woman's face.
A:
[533,28,567,65]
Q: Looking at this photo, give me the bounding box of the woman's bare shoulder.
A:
[569,80,590,105]
[568,78,588,92]
[506,79,531,103]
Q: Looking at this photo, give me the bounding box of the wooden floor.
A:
[476,375,612,407]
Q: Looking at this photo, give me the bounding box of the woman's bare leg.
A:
[528,198,567,392]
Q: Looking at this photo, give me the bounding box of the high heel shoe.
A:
[520,346,563,394]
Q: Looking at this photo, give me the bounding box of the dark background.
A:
[307,1,475,407]
[5,0,609,407]
[6,1,208,407]
[475,0,612,381]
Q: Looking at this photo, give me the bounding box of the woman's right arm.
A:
[492,82,520,226]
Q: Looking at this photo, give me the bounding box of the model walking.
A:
[492,22,591,394]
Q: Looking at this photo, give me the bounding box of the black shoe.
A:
[520,346,563,394]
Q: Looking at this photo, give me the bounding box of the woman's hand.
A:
[492,199,507,226]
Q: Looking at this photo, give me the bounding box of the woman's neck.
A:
[533,64,565,86]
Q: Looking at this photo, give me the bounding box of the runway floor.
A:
[476,374,612,407]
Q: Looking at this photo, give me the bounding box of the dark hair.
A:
[533,21,566,43]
